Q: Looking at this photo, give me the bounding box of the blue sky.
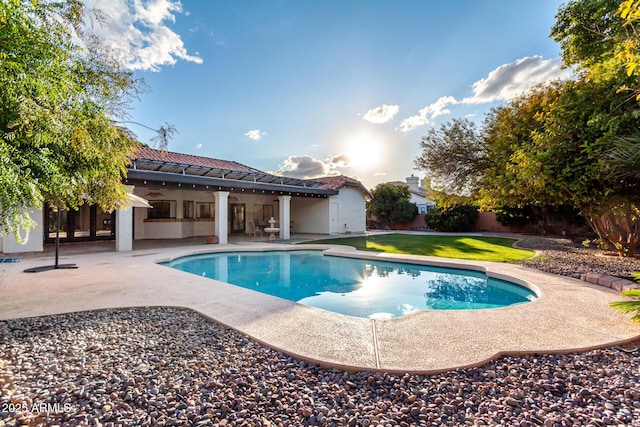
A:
[86,0,569,189]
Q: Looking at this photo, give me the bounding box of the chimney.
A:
[406,174,419,192]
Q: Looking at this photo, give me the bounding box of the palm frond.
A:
[606,136,640,179]
[610,289,640,322]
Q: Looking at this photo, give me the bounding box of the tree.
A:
[414,118,489,197]
[0,0,143,242]
[551,0,627,73]
[550,0,640,256]
[367,184,418,228]
[414,78,640,254]
[480,76,640,256]
[606,1,640,183]
[617,0,640,73]
[413,87,573,233]
[413,0,640,254]
[478,82,568,210]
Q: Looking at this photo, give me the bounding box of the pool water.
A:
[161,250,536,319]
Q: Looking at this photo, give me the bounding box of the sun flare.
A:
[345,134,383,169]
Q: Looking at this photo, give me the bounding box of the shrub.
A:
[424,204,478,232]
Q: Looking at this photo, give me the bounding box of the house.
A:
[388,175,435,214]
[0,147,371,253]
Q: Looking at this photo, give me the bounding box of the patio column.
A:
[278,195,291,240]
[214,191,229,244]
[115,206,133,252]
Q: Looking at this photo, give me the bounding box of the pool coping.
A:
[2,242,639,374]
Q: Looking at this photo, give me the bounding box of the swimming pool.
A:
[161,250,537,319]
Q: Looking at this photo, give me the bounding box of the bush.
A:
[610,273,640,323]
[424,204,478,232]
[495,206,536,228]
[495,204,586,235]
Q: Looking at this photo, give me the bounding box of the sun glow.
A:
[344,133,383,169]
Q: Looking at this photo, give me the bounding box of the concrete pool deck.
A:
[1,241,639,374]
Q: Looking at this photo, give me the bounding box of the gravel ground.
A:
[514,235,640,281]
[1,307,639,427]
[1,237,639,427]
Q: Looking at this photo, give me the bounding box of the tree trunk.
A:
[584,200,640,257]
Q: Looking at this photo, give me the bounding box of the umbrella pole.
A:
[23,205,78,273]
[55,205,60,268]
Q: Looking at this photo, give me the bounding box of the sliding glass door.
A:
[44,205,116,243]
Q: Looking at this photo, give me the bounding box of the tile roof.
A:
[134,146,261,174]
[314,175,371,196]
[132,147,370,196]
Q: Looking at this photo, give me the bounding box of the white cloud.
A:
[329,153,350,168]
[363,104,399,124]
[463,56,571,104]
[274,154,348,179]
[395,56,572,133]
[397,96,458,132]
[244,129,266,140]
[133,0,179,25]
[83,0,202,72]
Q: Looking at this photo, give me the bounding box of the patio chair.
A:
[247,222,256,237]
[253,219,264,236]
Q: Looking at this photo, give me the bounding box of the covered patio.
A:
[117,147,366,251]
[0,147,369,254]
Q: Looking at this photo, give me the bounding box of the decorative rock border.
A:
[581,273,640,292]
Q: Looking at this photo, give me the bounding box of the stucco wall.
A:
[331,187,367,234]
[474,211,537,234]
[290,187,366,235]
[0,206,44,254]
[291,198,330,234]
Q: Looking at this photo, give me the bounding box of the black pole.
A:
[24,205,77,272]
[55,205,60,268]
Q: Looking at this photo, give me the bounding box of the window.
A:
[253,204,274,223]
[148,200,176,219]
[197,202,215,219]
[183,201,194,219]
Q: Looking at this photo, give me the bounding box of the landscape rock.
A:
[1,306,638,426]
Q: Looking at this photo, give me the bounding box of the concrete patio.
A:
[1,238,639,374]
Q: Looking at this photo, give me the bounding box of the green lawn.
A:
[301,233,535,262]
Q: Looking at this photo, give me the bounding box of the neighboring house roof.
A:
[314,175,372,198]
